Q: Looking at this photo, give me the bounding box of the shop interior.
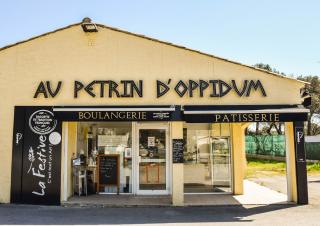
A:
[183,123,232,193]
[74,122,132,195]
[68,122,232,198]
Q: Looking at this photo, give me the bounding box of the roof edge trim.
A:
[0,22,81,52]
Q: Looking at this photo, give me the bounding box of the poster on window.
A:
[148,137,155,147]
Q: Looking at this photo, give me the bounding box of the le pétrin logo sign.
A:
[33,79,267,99]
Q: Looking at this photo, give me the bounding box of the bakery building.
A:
[0,18,310,206]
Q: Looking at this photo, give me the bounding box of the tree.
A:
[297,75,320,135]
[253,63,286,135]
[253,63,286,75]
[254,63,320,136]
[311,122,320,135]
[246,122,284,135]
[254,63,273,72]
[253,63,320,135]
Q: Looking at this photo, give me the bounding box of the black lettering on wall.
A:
[34,81,63,98]
[96,80,108,98]
[157,80,170,98]
[120,80,131,97]
[189,80,199,97]
[199,80,209,97]
[219,80,232,97]
[74,81,84,98]
[246,80,267,97]
[34,81,48,98]
[232,80,248,97]
[209,80,219,97]
[174,80,188,97]
[119,80,143,97]
[84,81,96,97]
[131,80,143,97]
[35,78,267,99]
[46,81,62,98]
[109,81,120,97]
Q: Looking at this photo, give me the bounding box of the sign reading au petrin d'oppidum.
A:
[33,79,267,98]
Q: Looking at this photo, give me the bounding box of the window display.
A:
[72,121,231,196]
[183,123,232,193]
[75,122,132,194]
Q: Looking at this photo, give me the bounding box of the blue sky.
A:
[1,1,319,76]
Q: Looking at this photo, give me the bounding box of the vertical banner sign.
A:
[294,122,308,204]
[10,107,26,203]
[20,107,62,205]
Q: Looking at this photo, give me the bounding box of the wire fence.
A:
[245,135,320,160]
[245,135,286,157]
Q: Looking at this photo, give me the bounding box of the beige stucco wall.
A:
[285,122,298,202]
[0,24,305,203]
[66,122,78,199]
[60,122,76,202]
[231,123,248,195]
[171,122,184,206]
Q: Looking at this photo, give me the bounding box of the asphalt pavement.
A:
[0,203,320,226]
[0,176,319,226]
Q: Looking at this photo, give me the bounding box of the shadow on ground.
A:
[0,204,298,225]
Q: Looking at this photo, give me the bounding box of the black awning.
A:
[183,105,309,123]
[52,105,182,121]
[49,104,309,123]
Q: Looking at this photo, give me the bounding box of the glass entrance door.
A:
[136,124,169,194]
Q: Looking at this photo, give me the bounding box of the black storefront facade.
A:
[10,104,309,205]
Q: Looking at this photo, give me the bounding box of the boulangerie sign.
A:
[19,107,62,205]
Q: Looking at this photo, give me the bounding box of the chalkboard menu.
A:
[173,139,184,163]
[98,155,120,193]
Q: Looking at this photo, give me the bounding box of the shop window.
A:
[183,123,232,193]
[76,122,132,194]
